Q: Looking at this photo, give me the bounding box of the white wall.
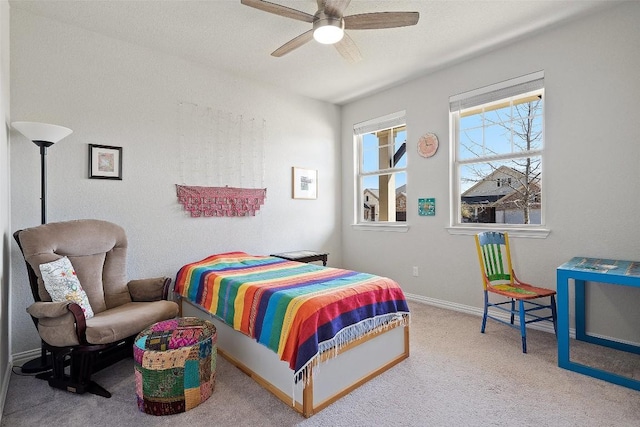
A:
[9,2,640,361]
[1,0,10,415]
[341,2,640,341]
[9,9,342,355]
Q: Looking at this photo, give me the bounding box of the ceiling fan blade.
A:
[334,32,362,64]
[321,0,352,17]
[271,30,314,57]
[344,12,420,30]
[241,0,315,23]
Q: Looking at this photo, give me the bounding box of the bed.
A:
[174,252,410,417]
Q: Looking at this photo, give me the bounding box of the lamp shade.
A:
[12,121,73,143]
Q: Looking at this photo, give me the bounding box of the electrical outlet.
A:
[412,266,419,277]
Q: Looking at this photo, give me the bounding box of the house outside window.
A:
[354,111,407,225]
[450,71,544,228]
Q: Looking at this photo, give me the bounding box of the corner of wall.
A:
[0,0,11,419]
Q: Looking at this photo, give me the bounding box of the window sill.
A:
[352,223,409,233]
[446,225,550,238]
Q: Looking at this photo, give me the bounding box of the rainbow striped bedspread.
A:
[174,252,410,378]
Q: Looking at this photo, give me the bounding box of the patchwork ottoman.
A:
[134,317,217,415]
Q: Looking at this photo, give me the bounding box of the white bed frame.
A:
[179,297,410,418]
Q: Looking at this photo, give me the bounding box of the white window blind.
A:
[449,71,544,112]
[353,110,406,135]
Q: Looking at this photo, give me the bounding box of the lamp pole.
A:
[34,140,54,224]
[11,122,73,374]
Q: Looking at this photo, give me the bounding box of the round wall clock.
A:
[418,133,439,158]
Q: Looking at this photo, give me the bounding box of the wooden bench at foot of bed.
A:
[179,297,410,418]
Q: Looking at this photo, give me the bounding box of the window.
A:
[496,177,511,188]
[450,71,544,228]
[354,111,407,225]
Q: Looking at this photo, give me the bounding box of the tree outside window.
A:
[451,72,544,226]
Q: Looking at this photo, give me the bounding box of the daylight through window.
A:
[354,111,407,224]
[450,71,544,226]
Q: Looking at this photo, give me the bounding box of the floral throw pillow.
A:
[39,256,94,319]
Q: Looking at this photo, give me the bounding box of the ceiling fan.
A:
[241,0,420,63]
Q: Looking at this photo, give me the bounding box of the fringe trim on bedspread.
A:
[291,311,410,404]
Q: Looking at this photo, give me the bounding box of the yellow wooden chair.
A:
[475,231,557,353]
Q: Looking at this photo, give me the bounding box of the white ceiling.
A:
[10,0,617,105]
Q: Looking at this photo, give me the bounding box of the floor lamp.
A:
[11,121,73,373]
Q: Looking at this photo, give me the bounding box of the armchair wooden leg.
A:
[85,381,112,398]
[40,346,112,398]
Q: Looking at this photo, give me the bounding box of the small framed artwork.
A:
[292,167,317,199]
[418,198,436,216]
[89,144,122,180]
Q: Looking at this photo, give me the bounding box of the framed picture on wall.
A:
[89,144,122,180]
[292,167,317,199]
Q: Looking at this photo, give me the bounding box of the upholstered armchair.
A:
[14,219,180,397]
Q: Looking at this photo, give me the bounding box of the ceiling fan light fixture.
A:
[242,1,420,60]
[313,15,344,44]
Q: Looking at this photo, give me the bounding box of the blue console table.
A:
[557,257,640,391]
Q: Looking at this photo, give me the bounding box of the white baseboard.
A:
[4,295,580,366]
[0,359,12,424]
[11,294,638,382]
[11,348,41,368]
[404,292,570,337]
[406,294,640,348]
[3,349,46,422]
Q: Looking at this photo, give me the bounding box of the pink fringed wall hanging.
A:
[176,185,267,217]
[176,103,267,218]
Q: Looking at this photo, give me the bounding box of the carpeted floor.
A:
[2,301,640,426]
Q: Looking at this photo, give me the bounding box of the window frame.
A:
[353,111,409,232]
[448,71,550,238]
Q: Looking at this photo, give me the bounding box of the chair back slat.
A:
[475,231,513,288]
